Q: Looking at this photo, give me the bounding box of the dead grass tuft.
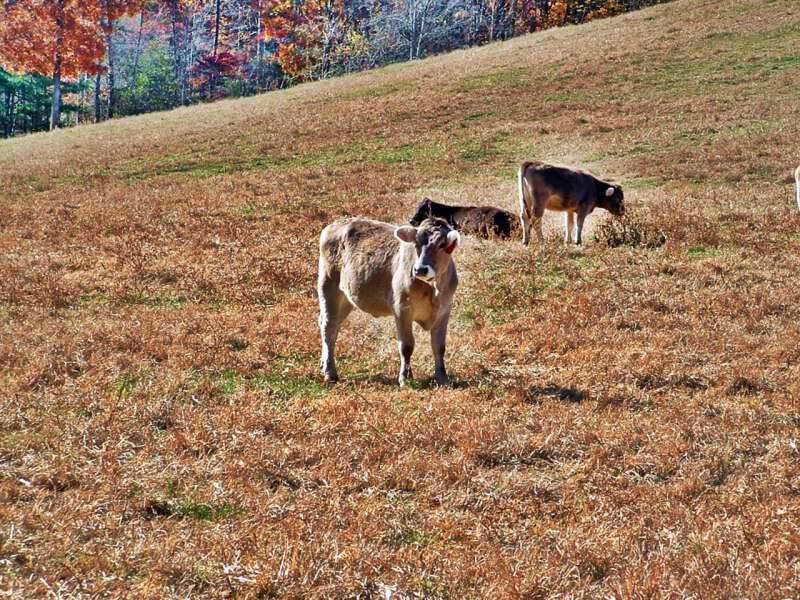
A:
[594,209,668,249]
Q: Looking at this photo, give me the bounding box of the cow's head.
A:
[395,218,460,282]
[409,197,434,226]
[604,185,625,216]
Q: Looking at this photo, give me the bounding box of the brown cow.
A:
[518,161,625,245]
[409,197,517,239]
[318,216,460,387]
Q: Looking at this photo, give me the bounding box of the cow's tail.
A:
[518,162,532,245]
[795,165,800,212]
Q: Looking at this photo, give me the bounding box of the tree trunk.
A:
[77,74,84,125]
[131,7,145,83]
[106,29,115,118]
[50,56,62,130]
[213,0,222,55]
[95,73,103,122]
[3,90,14,137]
[50,8,65,131]
[256,5,264,88]
[169,0,184,105]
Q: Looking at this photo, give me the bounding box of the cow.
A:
[318,216,461,387]
[517,161,626,245]
[409,197,517,239]
[795,165,800,212]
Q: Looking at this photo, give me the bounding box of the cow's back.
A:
[527,162,597,205]
[320,218,401,317]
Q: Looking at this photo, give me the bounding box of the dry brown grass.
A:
[2,0,800,597]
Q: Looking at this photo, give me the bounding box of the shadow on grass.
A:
[525,383,587,403]
[338,372,472,390]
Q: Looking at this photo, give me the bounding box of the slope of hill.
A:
[1,0,799,597]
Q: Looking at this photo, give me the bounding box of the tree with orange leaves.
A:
[0,0,110,129]
[260,0,349,80]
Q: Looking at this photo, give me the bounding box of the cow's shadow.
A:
[341,373,470,390]
[524,383,587,403]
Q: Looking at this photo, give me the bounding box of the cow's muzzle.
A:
[413,264,436,281]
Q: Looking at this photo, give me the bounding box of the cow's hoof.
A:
[323,373,339,385]
[398,370,414,387]
[434,375,451,388]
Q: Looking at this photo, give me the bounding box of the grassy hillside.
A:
[2,0,800,597]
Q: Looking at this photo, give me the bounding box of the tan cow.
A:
[518,160,625,245]
[317,216,460,387]
[795,165,800,212]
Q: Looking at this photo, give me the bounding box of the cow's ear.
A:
[445,230,460,254]
[606,187,615,198]
[395,226,418,244]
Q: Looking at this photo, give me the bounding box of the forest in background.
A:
[0,0,665,138]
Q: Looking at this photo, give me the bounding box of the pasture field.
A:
[2,0,800,597]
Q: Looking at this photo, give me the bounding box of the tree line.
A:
[0,0,666,138]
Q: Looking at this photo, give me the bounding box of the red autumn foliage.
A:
[0,0,106,78]
[191,50,244,93]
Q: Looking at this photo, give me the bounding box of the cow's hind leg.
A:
[518,167,533,245]
[564,212,575,244]
[318,267,352,383]
[395,314,415,387]
[520,206,532,246]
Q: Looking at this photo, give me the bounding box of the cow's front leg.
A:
[576,212,587,246]
[564,212,575,244]
[430,312,451,387]
[395,314,415,387]
[533,216,545,243]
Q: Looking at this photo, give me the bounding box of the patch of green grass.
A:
[543,91,587,103]
[719,119,775,139]
[212,369,241,396]
[459,131,511,164]
[168,500,242,521]
[372,143,441,164]
[116,373,139,399]
[253,372,327,399]
[418,578,449,599]
[345,80,413,99]
[129,291,187,309]
[115,141,367,182]
[643,23,800,95]
[79,292,111,306]
[251,353,328,403]
[401,378,430,391]
[386,528,437,549]
[460,143,497,163]
[464,110,493,122]
[450,67,530,93]
[687,245,717,258]
[625,177,665,190]
[236,204,258,217]
[149,481,244,521]
[233,202,284,219]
